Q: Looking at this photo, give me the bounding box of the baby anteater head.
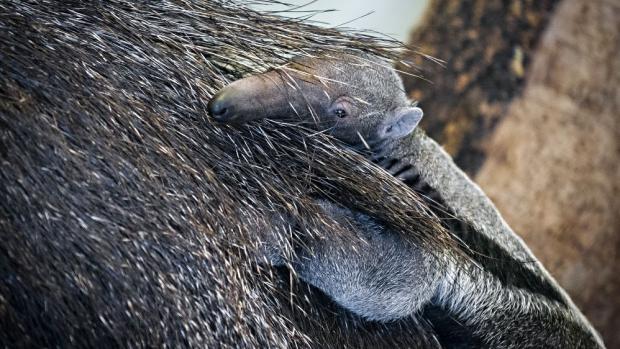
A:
[208,52,422,148]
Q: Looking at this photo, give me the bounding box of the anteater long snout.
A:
[208,70,296,123]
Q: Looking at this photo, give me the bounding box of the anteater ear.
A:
[379,107,423,141]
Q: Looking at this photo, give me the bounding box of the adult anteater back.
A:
[0,1,448,347]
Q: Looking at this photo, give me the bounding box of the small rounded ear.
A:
[379,107,423,141]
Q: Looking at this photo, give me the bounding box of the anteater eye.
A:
[330,98,353,118]
[334,109,347,118]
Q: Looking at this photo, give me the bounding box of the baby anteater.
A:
[208,52,423,150]
[208,52,606,348]
[208,52,441,202]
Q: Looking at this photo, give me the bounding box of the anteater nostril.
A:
[213,105,227,117]
[207,94,234,121]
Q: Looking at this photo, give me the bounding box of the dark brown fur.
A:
[0,1,452,347]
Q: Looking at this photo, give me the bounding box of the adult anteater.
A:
[0,0,603,348]
[0,1,454,347]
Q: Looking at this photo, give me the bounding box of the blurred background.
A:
[250,0,429,41]
[255,0,619,346]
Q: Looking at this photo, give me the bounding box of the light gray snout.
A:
[208,85,243,123]
[208,71,292,124]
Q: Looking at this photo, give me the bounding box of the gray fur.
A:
[212,54,606,348]
[276,187,604,347]
[383,130,605,347]
[296,199,443,322]
[269,132,606,348]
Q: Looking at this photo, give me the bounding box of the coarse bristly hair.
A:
[0,0,455,347]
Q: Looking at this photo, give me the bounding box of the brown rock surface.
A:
[476,0,619,345]
[403,0,560,173]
